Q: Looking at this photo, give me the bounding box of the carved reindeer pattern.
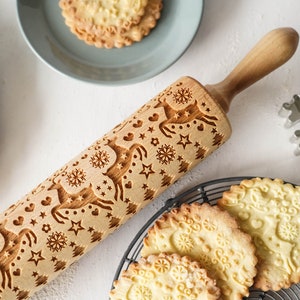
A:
[0,220,37,289]
[154,98,218,137]
[104,136,147,201]
[48,181,114,224]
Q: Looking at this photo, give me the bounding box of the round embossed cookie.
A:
[141,203,257,300]
[218,177,300,291]
[110,253,221,300]
[59,0,163,48]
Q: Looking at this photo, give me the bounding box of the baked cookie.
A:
[59,0,163,48]
[141,203,257,300]
[110,253,221,300]
[218,177,300,291]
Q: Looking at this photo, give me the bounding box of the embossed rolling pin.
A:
[0,27,298,299]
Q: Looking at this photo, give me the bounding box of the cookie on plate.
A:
[59,0,163,48]
[218,177,300,291]
[141,203,257,300]
[110,253,221,300]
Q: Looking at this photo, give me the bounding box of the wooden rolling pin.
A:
[0,27,298,300]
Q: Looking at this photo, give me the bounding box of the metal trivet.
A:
[112,176,300,300]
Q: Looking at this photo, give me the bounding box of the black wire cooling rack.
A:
[112,176,300,300]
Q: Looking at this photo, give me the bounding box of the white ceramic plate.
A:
[17,0,204,85]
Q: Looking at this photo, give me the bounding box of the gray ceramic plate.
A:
[17,0,204,85]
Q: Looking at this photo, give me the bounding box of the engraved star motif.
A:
[139,164,155,179]
[8,240,15,247]
[142,184,148,190]
[211,128,217,134]
[139,133,146,140]
[177,155,183,161]
[68,220,85,236]
[66,197,73,203]
[30,219,38,226]
[88,227,95,233]
[184,111,190,117]
[160,169,166,175]
[32,271,38,277]
[177,134,192,149]
[28,250,45,266]
[117,163,124,170]
[121,153,128,160]
[39,212,46,219]
[69,242,76,247]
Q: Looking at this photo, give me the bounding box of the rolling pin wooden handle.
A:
[205,27,299,113]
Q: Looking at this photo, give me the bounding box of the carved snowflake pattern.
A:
[132,285,152,300]
[154,258,170,273]
[90,150,110,168]
[216,232,230,247]
[47,231,68,252]
[173,88,192,104]
[66,168,86,187]
[156,144,176,165]
[175,233,194,252]
[203,219,217,231]
[278,222,298,242]
[170,265,188,281]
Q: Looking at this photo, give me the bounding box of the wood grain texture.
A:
[0,77,231,299]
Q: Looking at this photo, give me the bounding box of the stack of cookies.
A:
[110,177,300,299]
[218,177,300,292]
[59,0,163,48]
